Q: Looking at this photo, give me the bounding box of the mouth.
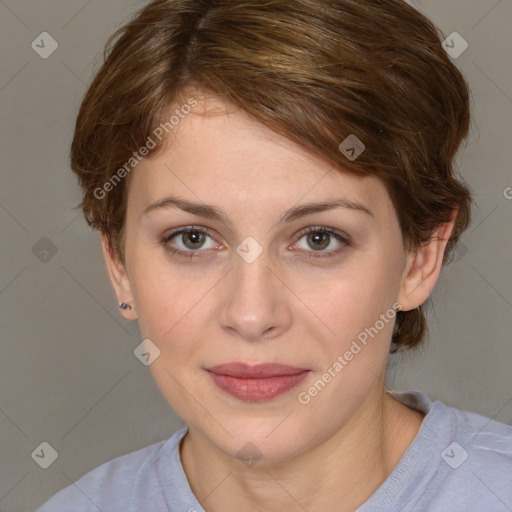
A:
[205,363,311,402]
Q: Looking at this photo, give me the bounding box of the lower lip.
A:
[207,371,310,402]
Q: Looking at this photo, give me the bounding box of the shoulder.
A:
[368,391,512,512]
[424,400,512,510]
[34,428,187,512]
[392,390,512,462]
[438,398,512,463]
[443,400,512,471]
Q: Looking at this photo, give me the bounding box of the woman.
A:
[36,0,512,510]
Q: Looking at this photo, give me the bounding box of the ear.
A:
[101,233,137,320]
[397,209,457,311]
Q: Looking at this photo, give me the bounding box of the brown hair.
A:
[70,0,472,353]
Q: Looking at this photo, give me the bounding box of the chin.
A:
[190,410,319,466]
[222,427,306,466]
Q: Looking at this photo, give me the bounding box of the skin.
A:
[102,91,456,512]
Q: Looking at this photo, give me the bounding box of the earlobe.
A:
[397,210,457,312]
[101,233,137,320]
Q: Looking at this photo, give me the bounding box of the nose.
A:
[218,246,292,343]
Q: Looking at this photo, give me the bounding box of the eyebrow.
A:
[141,195,373,225]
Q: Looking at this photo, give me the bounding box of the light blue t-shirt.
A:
[35,390,512,511]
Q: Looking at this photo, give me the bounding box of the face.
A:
[107,93,417,464]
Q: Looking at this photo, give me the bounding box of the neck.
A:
[180,381,424,512]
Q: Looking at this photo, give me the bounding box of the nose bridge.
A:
[231,239,275,308]
[236,244,271,290]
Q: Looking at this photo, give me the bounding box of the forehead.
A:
[128,95,392,220]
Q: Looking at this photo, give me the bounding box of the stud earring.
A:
[118,302,132,310]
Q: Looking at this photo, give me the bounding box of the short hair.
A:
[70,0,473,354]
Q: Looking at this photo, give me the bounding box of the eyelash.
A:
[161,225,350,261]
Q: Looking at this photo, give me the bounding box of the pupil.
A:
[185,231,204,248]
[309,232,329,250]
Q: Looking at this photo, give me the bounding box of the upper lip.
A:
[205,363,309,378]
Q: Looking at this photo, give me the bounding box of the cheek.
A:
[130,254,217,360]
[298,261,402,388]
[301,255,401,339]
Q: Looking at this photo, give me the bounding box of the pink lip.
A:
[205,363,310,402]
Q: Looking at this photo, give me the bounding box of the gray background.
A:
[0,1,511,511]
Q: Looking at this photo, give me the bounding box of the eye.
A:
[162,226,219,259]
[161,225,350,261]
[291,226,349,259]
